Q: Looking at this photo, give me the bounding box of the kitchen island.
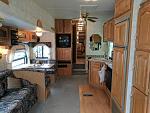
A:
[13,64,55,102]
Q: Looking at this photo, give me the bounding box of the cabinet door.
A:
[108,19,114,41]
[136,3,150,51]
[114,19,129,46]
[90,62,100,87]
[64,20,72,34]
[132,88,148,113]
[103,22,108,41]
[55,19,64,34]
[133,51,150,95]
[57,48,63,60]
[115,0,132,17]
[63,48,71,60]
[111,48,126,108]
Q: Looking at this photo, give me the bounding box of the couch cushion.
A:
[0,83,5,98]
[7,77,21,89]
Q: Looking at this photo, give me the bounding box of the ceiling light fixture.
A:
[35,27,43,37]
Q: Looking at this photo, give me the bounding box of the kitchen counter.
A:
[88,58,112,69]
[13,64,55,73]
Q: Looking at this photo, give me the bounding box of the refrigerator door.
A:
[111,47,128,112]
[114,18,130,47]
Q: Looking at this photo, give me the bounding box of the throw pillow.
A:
[7,77,21,89]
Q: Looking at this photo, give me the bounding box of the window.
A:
[33,45,50,59]
[12,49,27,67]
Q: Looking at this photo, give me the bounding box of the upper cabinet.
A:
[55,19,72,34]
[114,19,129,46]
[115,0,132,18]
[103,18,114,42]
[136,2,150,52]
[0,26,10,46]
[55,19,64,34]
[18,30,36,42]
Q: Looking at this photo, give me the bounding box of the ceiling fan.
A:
[72,10,98,23]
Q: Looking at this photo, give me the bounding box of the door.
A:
[133,51,150,95]
[115,0,132,17]
[63,48,71,60]
[111,48,126,109]
[64,20,72,34]
[55,19,64,34]
[132,88,148,113]
[114,19,129,46]
[136,3,150,51]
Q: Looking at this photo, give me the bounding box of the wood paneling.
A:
[115,0,132,17]
[133,51,150,95]
[136,2,150,52]
[111,48,125,108]
[132,88,148,113]
[114,19,129,46]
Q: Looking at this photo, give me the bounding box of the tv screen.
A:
[56,34,71,48]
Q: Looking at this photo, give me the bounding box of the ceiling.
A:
[35,0,115,19]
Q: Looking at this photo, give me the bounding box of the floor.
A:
[29,73,111,113]
[29,75,88,113]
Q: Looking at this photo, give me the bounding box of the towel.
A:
[98,65,106,83]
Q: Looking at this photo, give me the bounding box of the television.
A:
[56,34,71,48]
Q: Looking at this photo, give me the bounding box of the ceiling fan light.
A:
[36,31,43,37]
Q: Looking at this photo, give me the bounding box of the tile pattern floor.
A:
[29,75,88,113]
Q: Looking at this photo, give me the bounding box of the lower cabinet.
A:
[132,87,149,113]
[89,60,104,88]
[57,63,72,77]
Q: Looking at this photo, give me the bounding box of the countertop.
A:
[12,64,55,73]
[88,58,112,69]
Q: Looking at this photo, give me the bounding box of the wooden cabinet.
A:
[57,48,72,60]
[89,60,104,88]
[136,2,150,52]
[55,19,72,34]
[57,64,72,77]
[114,19,129,46]
[64,20,72,34]
[55,19,64,34]
[133,51,150,95]
[18,30,33,42]
[103,18,114,42]
[132,88,149,113]
[0,26,11,46]
[111,48,126,108]
[115,0,132,17]
[132,2,150,113]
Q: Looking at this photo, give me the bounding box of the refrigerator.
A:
[111,17,130,113]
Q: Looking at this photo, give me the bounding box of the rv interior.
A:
[0,0,149,113]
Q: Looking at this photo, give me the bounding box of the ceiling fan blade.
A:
[87,17,98,19]
[88,19,96,22]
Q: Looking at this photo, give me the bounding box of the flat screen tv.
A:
[56,34,71,48]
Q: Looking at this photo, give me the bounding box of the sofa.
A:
[0,70,37,113]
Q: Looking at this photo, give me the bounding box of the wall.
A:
[86,14,113,58]
[0,0,54,31]
[40,32,56,60]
